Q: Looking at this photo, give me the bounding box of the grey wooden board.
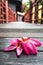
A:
[0,22,43,32]
[0,22,43,29]
[0,22,43,37]
[0,28,43,33]
[0,38,43,51]
[0,52,43,65]
[0,32,43,37]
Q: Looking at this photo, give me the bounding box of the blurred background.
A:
[0,0,43,24]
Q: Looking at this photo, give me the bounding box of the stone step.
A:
[0,22,43,37]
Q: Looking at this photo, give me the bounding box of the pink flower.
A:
[4,37,41,57]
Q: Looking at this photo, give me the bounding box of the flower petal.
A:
[16,46,22,57]
[9,39,17,45]
[9,39,20,46]
[22,37,28,41]
[29,38,41,47]
[4,45,16,51]
[21,42,30,55]
[26,41,38,55]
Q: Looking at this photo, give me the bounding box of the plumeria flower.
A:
[4,37,41,57]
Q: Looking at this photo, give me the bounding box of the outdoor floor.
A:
[0,22,43,65]
[0,22,43,37]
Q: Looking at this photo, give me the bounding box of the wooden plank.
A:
[0,22,43,37]
[0,32,43,37]
[0,52,43,65]
[0,38,43,51]
[0,28,43,33]
[0,22,43,29]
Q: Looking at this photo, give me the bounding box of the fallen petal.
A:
[9,39,20,46]
[9,39,17,45]
[16,46,22,57]
[4,45,16,51]
[26,41,38,55]
[21,42,30,55]
[29,38,41,47]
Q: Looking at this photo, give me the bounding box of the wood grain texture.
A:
[0,52,43,65]
[0,22,43,37]
[0,22,43,29]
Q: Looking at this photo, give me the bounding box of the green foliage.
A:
[23,0,30,13]
[39,0,42,5]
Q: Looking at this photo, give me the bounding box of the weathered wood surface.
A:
[0,22,43,37]
[0,32,43,37]
[0,52,43,65]
[0,22,43,29]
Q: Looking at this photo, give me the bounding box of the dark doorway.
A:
[8,0,22,12]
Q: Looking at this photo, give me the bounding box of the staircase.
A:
[0,22,43,38]
[0,22,43,54]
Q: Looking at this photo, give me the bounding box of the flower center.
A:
[16,42,21,47]
[22,37,28,41]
